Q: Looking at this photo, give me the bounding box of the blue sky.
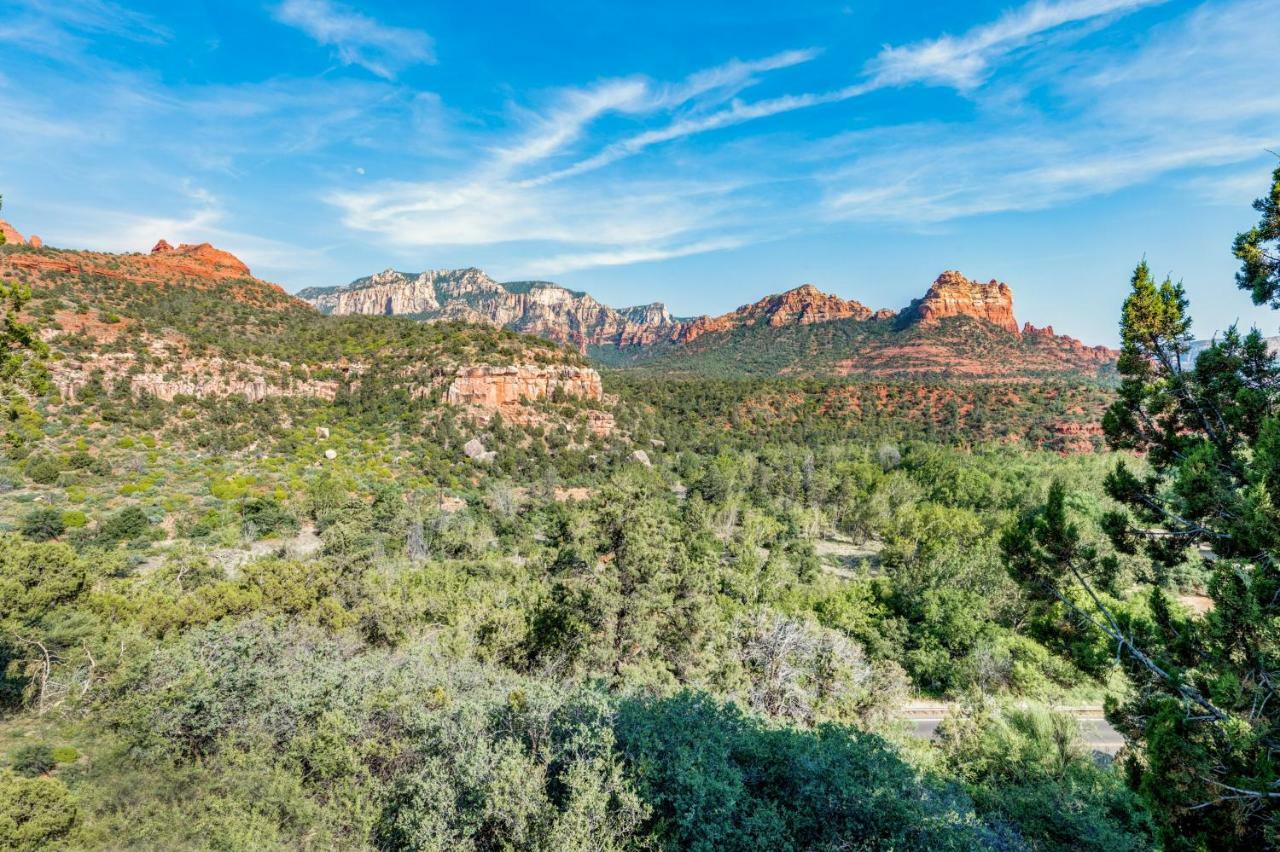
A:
[2,0,1278,345]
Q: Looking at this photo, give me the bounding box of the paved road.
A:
[904,712,1125,755]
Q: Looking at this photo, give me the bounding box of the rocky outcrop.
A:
[1022,323,1114,364]
[148,241,252,279]
[445,365,604,408]
[302,269,684,351]
[444,364,614,436]
[1,219,29,245]
[677,284,875,343]
[50,355,342,404]
[904,271,1019,334]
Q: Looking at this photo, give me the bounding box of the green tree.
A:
[1235,161,1280,307]
[1005,168,1280,848]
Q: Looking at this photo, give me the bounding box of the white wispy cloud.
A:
[822,0,1280,224]
[1,0,169,58]
[865,0,1166,90]
[274,0,435,79]
[326,49,821,272]
[522,236,749,277]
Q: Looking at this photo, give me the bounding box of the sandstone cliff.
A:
[300,268,684,351]
[445,365,604,407]
[903,271,1020,334]
[298,264,1114,378]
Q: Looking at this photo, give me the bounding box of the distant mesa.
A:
[299,263,1107,358]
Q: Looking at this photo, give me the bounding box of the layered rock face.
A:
[50,354,343,404]
[300,269,683,351]
[444,364,614,436]
[904,271,1020,334]
[445,365,604,408]
[299,265,1115,377]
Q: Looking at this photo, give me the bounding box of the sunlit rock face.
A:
[444,365,604,407]
[903,270,1020,334]
[300,269,685,351]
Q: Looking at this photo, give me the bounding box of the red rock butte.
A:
[905,270,1020,334]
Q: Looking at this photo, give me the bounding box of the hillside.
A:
[303,265,1115,380]
[0,227,617,446]
[1,218,1153,851]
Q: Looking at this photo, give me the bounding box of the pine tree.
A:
[1235,161,1280,307]
[1005,167,1280,849]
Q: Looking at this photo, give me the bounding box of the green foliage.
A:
[0,770,77,851]
[613,691,981,850]
[19,507,64,541]
[1234,162,1280,307]
[97,505,150,545]
[22,455,61,485]
[8,744,55,777]
[1006,169,1280,849]
[937,704,1154,851]
[239,495,296,539]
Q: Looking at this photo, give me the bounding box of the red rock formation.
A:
[445,365,604,408]
[444,365,613,435]
[151,239,174,254]
[153,242,252,278]
[906,271,1019,334]
[27,235,41,248]
[676,284,875,343]
[0,219,26,245]
[1022,323,1114,364]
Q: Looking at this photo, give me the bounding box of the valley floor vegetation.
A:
[1,168,1278,850]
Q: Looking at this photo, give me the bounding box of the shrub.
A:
[60,510,88,529]
[240,496,297,538]
[23,455,61,485]
[9,744,55,777]
[98,506,150,544]
[20,508,65,542]
[0,770,77,849]
[50,747,78,765]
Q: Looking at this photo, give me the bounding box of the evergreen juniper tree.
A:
[1004,165,1280,849]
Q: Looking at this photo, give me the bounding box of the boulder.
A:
[463,437,496,462]
[631,449,652,467]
